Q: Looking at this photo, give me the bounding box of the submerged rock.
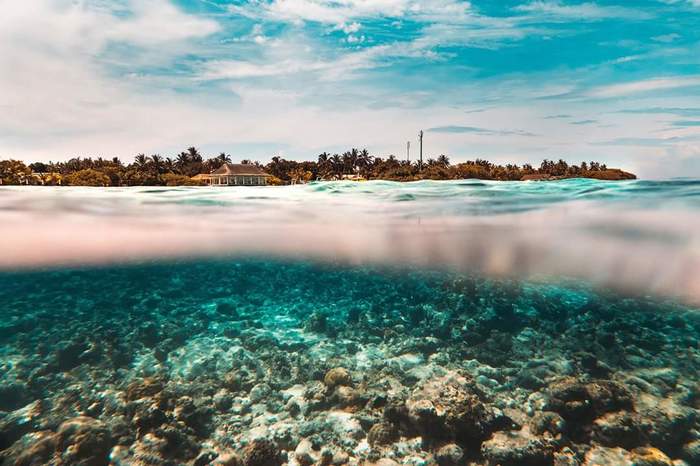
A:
[242,438,283,466]
[0,430,57,466]
[530,411,566,437]
[480,429,554,466]
[591,411,643,448]
[367,422,398,446]
[323,368,352,389]
[0,382,32,412]
[545,377,633,425]
[0,400,43,450]
[682,439,700,464]
[406,372,497,446]
[56,416,112,466]
[628,447,674,466]
[435,443,464,465]
[213,452,244,466]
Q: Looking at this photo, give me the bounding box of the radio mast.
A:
[418,130,423,170]
[406,141,410,162]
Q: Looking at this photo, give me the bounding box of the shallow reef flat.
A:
[0,259,698,466]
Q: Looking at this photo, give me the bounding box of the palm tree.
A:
[134,154,149,169]
[437,154,450,167]
[217,153,232,163]
[330,154,343,178]
[150,155,164,174]
[187,147,203,163]
[356,149,372,178]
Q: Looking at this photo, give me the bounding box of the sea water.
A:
[0,180,698,466]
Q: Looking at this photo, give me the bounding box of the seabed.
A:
[0,259,698,466]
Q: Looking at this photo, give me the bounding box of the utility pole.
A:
[406,141,410,162]
[418,130,424,170]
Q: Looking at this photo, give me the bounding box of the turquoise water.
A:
[0,180,699,465]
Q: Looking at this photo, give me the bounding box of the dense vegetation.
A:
[0,147,635,186]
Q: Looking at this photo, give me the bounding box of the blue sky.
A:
[1,0,699,177]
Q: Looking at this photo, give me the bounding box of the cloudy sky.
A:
[1,0,699,178]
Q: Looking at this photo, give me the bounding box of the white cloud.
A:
[514,1,650,21]
[651,33,681,43]
[337,21,361,34]
[229,0,472,25]
[0,0,222,155]
[588,76,700,98]
[0,0,219,51]
[661,0,700,7]
[199,42,408,81]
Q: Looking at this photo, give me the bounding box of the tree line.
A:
[0,147,634,186]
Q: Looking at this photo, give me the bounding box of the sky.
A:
[1,0,700,178]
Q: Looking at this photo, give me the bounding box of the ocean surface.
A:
[0,179,699,466]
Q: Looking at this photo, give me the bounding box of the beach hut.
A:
[206,163,272,186]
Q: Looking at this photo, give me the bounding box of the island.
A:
[0,147,636,186]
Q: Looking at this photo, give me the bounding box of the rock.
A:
[333,385,362,407]
[56,416,112,466]
[125,377,164,401]
[637,397,696,451]
[324,368,352,388]
[367,422,398,446]
[0,400,42,450]
[530,411,566,437]
[0,430,57,466]
[173,396,213,436]
[213,389,234,411]
[294,438,318,465]
[435,443,464,465]
[217,302,239,318]
[242,438,283,466]
[152,425,201,461]
[224,370,243,391]
[406,372,495,445]
[0,382,32,411]
[591,411,643,448]
[546,377,633,424]
[682,439,700,464]
[372,460,400,466]
[583,446,631,466]
[213,452,244,466]
[55,340,89,371]
[553,447,580,466]
[249,383,272,403]
[628,447,673,466]
[305,313,328,334]
[194,450,218,466]
[480,430,554,466]
[328,450,349,465]
[326,410,364,440]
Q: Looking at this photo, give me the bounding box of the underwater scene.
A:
[1,180,699,466]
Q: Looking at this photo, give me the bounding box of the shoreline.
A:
[1,153,635,186]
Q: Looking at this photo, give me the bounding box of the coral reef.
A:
[0,259,698,465]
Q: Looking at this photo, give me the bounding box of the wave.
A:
[1,179,699,304]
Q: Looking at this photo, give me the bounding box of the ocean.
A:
[0,179,698,466]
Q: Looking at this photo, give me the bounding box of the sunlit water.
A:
[0,180,698,465]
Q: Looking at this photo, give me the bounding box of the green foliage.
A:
[0,147,634,187]
[162,173,205,186]
[64,169,111,187]
[0,159,32,185]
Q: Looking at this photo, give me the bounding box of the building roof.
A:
[210,163,271,177]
